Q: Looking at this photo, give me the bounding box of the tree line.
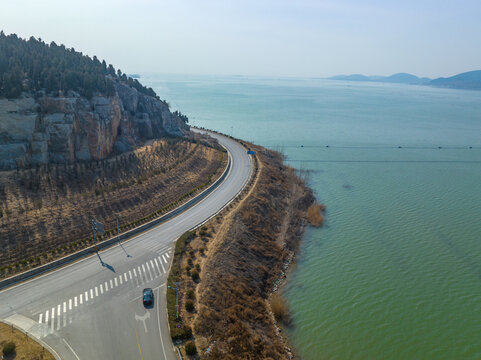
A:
[0,32,159,100]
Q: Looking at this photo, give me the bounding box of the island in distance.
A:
[328,70,481,90]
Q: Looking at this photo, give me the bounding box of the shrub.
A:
[182,325,192,339]
[186,289,195,299]
[191,270,199,281]
[307,202,324,227]
[185,299,195,312]
[185,341,197,356]
[2,342,16,356]
[270,293,291,325]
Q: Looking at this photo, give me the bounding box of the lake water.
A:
[142,74,481,359]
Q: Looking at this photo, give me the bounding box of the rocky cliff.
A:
[0,81,189,169]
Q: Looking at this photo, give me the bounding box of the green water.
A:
[143,75,481,359]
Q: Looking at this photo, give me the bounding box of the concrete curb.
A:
[0,152,231,291]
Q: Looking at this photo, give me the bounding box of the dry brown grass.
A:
[270,293,291,325]
[307,202,325,227]
[168,143,314,359]
[0,322,55,360]
[0,135,227,277]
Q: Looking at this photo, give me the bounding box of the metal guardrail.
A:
[0,153,231,290]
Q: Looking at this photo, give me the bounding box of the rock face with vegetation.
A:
[0,32,189,169]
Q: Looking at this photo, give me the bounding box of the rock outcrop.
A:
[0,81,189,169]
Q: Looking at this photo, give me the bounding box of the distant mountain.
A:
[328,73,430,85]
[429,70,481,90]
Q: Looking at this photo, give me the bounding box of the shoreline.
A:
[166,135,315,359]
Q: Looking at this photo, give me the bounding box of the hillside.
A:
[328,73,430,85]
[0,134,227,276]
[429,70,481,90]
[0,32,190,170]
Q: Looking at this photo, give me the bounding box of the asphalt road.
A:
[0,131,252,360]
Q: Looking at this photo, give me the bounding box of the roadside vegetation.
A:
[0,322,55,359]
[0,134,227,278]
[167,140,315,359]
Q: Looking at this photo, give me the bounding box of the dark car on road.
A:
[143,288,153,306]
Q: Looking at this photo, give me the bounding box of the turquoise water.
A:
[143,75,481,359]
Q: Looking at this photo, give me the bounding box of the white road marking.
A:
[90,289,94,299]
[51,307,55,332]
[154,258,161,274]
[146,262,153,280]
[63,302,67,313]
[46,310,49,324]
[137,266,143,282]
[134,311,150,333]
[119,275,123,285]
[162,254,168,264]
[124,272,128,282]
[133,268,137,277]
[95,286,99,297]
[63,338,81,360]
[100,284,104,294]
[157,256,163,266]
[80,294,83,305]
[165,252,170,258]
[74,296,78,307]
[156,287,168,360]
[110,279,114,288]
[85,291,88,302]
[161,262,166,274]
[105,281,109,291]
[129,270,132,280]
[69,299,72,310]
[142,264,146,273]
[150,260,156,276]
[39,313,43,324]
[57,305,61,330]
[114,278,118,287]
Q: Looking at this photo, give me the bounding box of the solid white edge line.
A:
[156,286,168,360]
[62,338,81,360]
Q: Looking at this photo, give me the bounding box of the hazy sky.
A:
[1,0,480,78]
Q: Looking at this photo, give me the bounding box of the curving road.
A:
[0,131,252,360]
